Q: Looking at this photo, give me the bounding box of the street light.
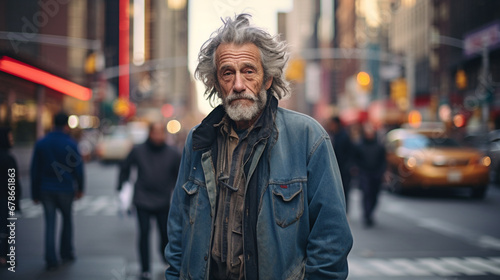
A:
[167,0,186,10]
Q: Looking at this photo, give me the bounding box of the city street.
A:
[1,161,500,280]
[348,181,500,280]
[2,1,500,279]
[1,161,167,280]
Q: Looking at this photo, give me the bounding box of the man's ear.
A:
[265,77,273,90]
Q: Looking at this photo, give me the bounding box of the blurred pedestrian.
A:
[30,112,84,270]
[118,122,181,280]
[0,127,21,267]
[165,14,352,280]
[327,116,354,213]
[353,123,387,228]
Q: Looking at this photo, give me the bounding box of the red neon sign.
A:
[119,0,130,100]
[0,56,92,101]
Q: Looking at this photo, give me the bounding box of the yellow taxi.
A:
[385,127,491,198]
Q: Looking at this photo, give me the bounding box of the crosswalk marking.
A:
[73,195,93,212]
[389,258,433,276]
[82,196,113,215]
[465,257,500,274]
[348,259,376,276]
[440,257,486,276]
[18,195,120,218]
[418,258,462,276]
[366,259,407,276]
[349,257,500,278]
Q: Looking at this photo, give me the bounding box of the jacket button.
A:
[204,255,208,261]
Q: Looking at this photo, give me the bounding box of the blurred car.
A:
[95,125,133,162]
[127,121,149,144]
[95,122,149,162]
[385,127,491,198]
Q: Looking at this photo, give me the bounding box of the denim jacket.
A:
[165,97,353,280]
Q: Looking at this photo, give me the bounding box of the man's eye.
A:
[223,72,233,76]
[245,70,254,74]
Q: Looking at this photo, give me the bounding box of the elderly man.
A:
[165,14,352,280]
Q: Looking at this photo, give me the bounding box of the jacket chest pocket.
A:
[271,182,304,228]
[182,181,200,224]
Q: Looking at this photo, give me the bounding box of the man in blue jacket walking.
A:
[165,14,352,279]
[31,112,84,271]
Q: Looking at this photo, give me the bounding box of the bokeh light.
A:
[167,119,181,134]
[68,115,79,129]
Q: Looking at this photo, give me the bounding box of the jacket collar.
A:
[192,92,278,151]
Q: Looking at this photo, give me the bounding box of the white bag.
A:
[118,181,134,215]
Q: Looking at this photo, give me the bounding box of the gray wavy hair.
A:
[195,13,290,104]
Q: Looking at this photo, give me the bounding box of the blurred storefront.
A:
[0,54,92,144]
[0,0,104,144]
[390,0,500,129]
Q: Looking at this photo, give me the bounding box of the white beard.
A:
[223,88,267,122]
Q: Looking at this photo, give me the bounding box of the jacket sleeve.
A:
[165,136,192,279]
[305,135,353,279]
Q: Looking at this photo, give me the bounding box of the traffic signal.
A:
[113,98,135,118]
[455,69,467,90]
[357,71,371,91]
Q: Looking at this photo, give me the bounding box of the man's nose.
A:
[233,72,245,93]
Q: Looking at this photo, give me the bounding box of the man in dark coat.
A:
[118,122,181,280]
[31,112,84,270]
[354,123,387,227]
[327,116,354,213]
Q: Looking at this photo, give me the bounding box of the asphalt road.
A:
[1,161,166,280]
[347,180,500,280]
[2,161,500,279]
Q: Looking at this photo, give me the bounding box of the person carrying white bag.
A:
[117,122,181,280]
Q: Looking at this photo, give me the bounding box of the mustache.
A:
[225,92,259,103]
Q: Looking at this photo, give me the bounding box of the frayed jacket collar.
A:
[192,93,278,151]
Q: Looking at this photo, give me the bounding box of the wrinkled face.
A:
[215,43,273,122]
